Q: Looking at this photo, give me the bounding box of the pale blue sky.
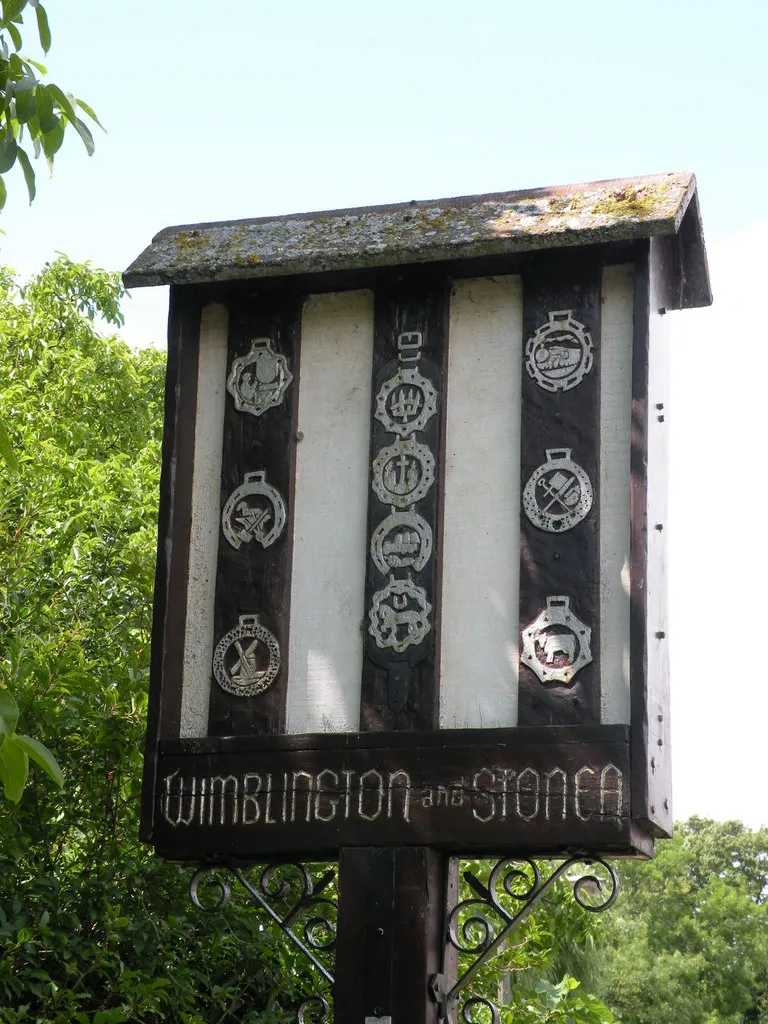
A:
[2,0,766,826]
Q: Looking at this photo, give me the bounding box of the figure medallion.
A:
[368,578,432,654]
[227,338,293,416]
[521,596,592,685]
[371,439,435,509]
[221,471,286,550]
[523,448,593,532]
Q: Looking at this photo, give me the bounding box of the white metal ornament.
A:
[522,449,593,532]
[371,439,436,509]
[227,338,293,416]
[521,596,592,685]
[370,511,433,575]
[374,366,438,438]
[368,578,432,654]
[213,614,281,696]
[221,471,287,550]
[525,311,593,393]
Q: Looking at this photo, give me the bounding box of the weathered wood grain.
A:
[630,240,673,838]
[150,726,636,858]
[206,291,301,736]
[361,273,450,731]
[141,286,202,839]
[518,263,602,726]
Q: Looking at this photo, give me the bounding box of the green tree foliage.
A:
[0,0,102,209]
[598,818,768,1024]
[456,859,617,1022]
[0,259,313,1022]
[6,259,766,1024]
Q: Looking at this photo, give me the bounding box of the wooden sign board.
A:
[125,173,710,863]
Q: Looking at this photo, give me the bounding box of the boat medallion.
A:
[370,510,433,575]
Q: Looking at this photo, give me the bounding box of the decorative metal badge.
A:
[521,596,592,685]
[213,614,281,696]
[368,578,432,654]
[371,440,435,509]
[371,511,433,575]
[227,338,293,416]
[525,311,593,393]
[522,448,593,532]
[375,366,438,438]
[221,471,286,550]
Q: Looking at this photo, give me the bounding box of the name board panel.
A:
[150,725,643,859]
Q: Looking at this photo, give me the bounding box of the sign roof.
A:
[124,171,710,307]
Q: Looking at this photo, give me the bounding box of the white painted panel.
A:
[286,291,374,733]
[440,277,523,729]
[180,303,229,738]
[599,265,634,725]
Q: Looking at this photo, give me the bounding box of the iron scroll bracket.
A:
[430,855,619,1024]
[189,863,337,1021]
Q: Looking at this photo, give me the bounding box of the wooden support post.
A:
[334,847,456,1024]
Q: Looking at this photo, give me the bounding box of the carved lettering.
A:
[544,768,567,822]
[242,773,262,824]
[472,768,496,822]
[291,771,314,824]
[209,775,239,826]
[343,769,354,820]
[387,770,411,822]
[265,773,277,824]
[358,769,385,821]
[315,769,339,823]
[163,771,196,828]
[574,766,596,821]
[600,763,623,818]
[156,759,625,831]
[515,767,540,822]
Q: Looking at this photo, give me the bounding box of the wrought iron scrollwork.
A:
[433,855,619,1023]
[296,994,331,1023]
[189,863,337,1014]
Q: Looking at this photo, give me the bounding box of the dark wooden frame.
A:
[141,239,671,855]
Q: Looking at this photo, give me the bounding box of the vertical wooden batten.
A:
[599,265,634,725]
[630,240,673,837]
[361,274,450,732]
[180,303,229,737]
[141,286,202,837]
[517,264,602,727]
[286,290,374,734]
[440,276,522,729]
[206,293,301,737]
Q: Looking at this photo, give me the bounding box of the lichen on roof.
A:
[124,171,703,296]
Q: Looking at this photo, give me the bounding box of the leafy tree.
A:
[0,0,101,209]
[0,259,313,1022]
[598,818,768,1024]
[0,257,623,1023]
[457,858,617,1023]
